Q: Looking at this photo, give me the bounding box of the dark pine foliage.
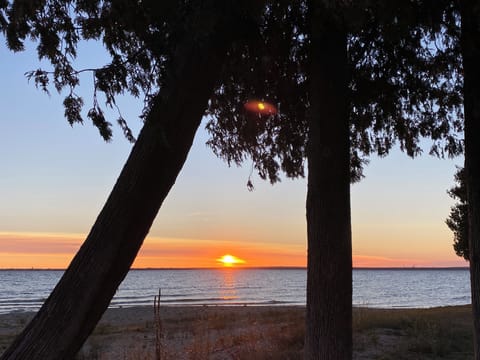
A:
[446,167,469,261]
[1,0,186,141]
[0,1,464,181]
[206,0,464,188]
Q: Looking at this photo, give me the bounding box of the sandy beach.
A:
[0,305,474,359]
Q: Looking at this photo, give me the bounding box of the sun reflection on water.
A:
[218,268,238,301]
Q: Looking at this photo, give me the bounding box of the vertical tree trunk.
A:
[1,3,237,359]
[460,1,480,358]
[305,2,352,359]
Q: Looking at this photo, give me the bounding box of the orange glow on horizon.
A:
[216,254,246,267]
[0,232,307,269]
[0,232,467,269]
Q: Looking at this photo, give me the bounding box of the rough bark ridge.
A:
[305,2,352,359]
[1,3,238,359]
[460,1,480,358]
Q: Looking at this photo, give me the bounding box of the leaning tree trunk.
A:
[0,4,239,359]
[460,1,480,358]
[305,2,352,359]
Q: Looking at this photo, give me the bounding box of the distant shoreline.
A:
[0,266,470,271]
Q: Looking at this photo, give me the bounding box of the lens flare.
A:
[244,100,277,115]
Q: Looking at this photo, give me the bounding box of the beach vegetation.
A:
[0,305,474,359]
[67,306,475,359]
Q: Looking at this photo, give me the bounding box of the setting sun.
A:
[216,254,246,267]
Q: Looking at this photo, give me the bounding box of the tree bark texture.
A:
[460,1,480,358]
[1,3,241,359]
[305,3,352,359]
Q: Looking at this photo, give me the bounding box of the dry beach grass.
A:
[0,305,474,359]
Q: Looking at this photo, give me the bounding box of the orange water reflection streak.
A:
[218,268,238,301]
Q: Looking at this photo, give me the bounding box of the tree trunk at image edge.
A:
[305,3,352,360]
[0,6,236,360]
[460,1,480,358]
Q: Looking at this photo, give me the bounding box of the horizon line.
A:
[0,266,469,271]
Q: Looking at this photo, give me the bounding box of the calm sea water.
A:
[0,268,471,314]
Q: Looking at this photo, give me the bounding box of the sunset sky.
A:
[0,41,466,269]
